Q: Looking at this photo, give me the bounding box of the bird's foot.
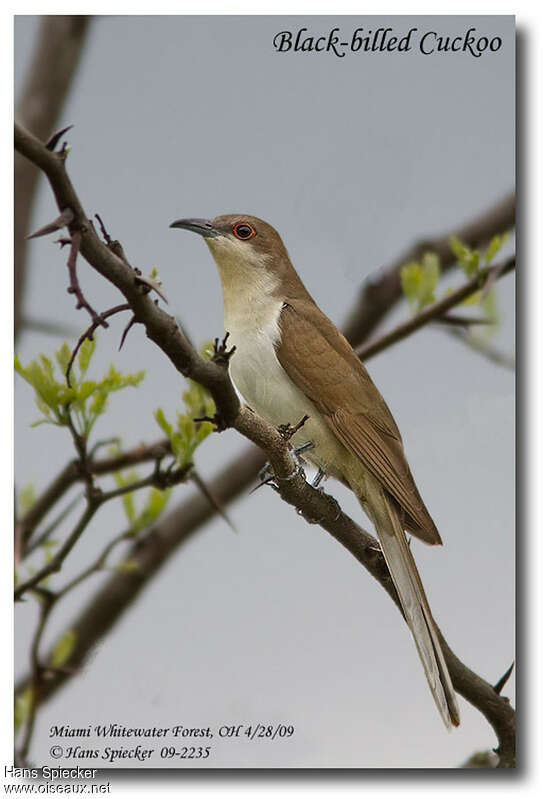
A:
[251,442,311,495]
[211,332,236,367]
[311,468,326,488]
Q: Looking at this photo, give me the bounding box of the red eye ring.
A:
[233,222,256,240]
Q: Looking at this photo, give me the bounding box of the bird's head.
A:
[170,214,295,283]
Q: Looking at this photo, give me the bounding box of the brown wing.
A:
[276,300,441,545]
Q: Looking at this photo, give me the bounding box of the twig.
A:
[356,258,515,362]
[99,461,192,502]
[24,492,83,558]
[57,528,135,598]
[66,230,105,327]
[16,589,55,765]
[65,302,131,387]
[15,503,100,600]
[342,193,515,344]
[443,328,515,371]
[16,462,192,600]
[18,438,172,557]
[436,314,492,327]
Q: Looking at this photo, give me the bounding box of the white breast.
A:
[225,298,347,479]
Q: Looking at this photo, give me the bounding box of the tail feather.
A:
[361,485,460,729]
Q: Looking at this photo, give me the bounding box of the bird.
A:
[170,213,460,729]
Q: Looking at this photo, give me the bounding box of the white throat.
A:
[206,236,280,335]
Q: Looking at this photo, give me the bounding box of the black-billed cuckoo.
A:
[170,214,460,729]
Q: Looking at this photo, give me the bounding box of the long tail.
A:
[361,484,460,729]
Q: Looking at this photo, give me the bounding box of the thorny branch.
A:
[15,15,92,339]
[14,122,515,766]
[65,302,131,387]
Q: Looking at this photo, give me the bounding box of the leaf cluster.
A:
[112,461,171,537]
[400,232,509,325]
[154,379,215,468]
[15,339,145,438]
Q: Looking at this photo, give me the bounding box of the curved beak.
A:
[169,218,220,238]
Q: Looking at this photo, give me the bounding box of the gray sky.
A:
[15,15,514,768]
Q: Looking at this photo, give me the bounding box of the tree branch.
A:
[356,257,515,362]
[17,438,173,556]
[441,327,515,371]
[14,123,515,765]
[15,15,92,339]
[342,193,515,345]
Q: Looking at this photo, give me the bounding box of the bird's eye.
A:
[233,222,256,240]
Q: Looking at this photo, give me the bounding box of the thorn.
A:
[119,315,136,351]
[191,470,237,533]
[250,476,278,494]
[94,212,112,245]
[134,274,168,304]
[46,124,74,151]
[26,208,74,239]
[493,661,515,695]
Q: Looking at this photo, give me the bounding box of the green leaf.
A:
[51,629,77,668]
[18,483,36,515]
[201,340,215,360]
[115,559,141,574]
[143,487,171,524]
[450,235,480,277]
[78,337,96,378]
[482,288,499,325]
[35,393,53,420]
[55,342,72,374]
[485,232,509,265]
[461,290,482,306]
[39,354,55,382]
[122,492,136,524]
[154,408,173,438]
[76,380,98,402]
[14,688,33,734]
[449,234,467,262]
[400,253,440,314]
[87,391,107,419]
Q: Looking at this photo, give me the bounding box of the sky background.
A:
[14,15,515,768]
